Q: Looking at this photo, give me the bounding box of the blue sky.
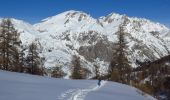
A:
[0,0,170,27]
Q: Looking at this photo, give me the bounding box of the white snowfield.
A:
[0,70,156,100]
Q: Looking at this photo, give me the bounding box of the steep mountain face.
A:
[0,10,170,77]
[99,13,170,66]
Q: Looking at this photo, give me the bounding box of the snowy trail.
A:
[58,81,107,100]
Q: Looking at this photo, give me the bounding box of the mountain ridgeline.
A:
[1,10,170,99]
[0,10,170,77]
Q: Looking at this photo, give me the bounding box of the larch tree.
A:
[94,64,100,79]
[70,55,83,79]
[51,65,65,78]
[0,18,21,71]
[26,42,42,75]
[109,21,132,84]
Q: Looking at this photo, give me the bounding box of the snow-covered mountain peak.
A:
[98,12,169,35]
[1,11,170,77]
[99,12,124,23]
[126,17,169,35]
[41,10,92,23]
[34,10,104,35]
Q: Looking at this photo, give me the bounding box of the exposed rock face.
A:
[79,33,114,62]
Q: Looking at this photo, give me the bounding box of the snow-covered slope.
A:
[0,18,38,46]
[34,10,104,34]
[0,10,170,77]
[33,10,170,73]
[0,70,156,100]
[99,13,170,65]
[33,11,109,76]
[8,19,38,45]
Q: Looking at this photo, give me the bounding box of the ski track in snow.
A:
[58,81,107,100]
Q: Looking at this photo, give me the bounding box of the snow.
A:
[33,10,170,73]
[0,70,156,100]
[0,10,170,77]
[34,10,104,34]
[11,19,38,45]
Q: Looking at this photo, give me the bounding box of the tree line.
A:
[0,18,91,79]
[134,58,170,99]
[0,18,43,75]
[106,18,170,99]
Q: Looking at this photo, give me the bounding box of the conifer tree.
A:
[0,18,21,71]
[109,24,132,84]
[94,64,100,79]
[70,55,83,79]
[51,65,65,78]
[26,42,42,75]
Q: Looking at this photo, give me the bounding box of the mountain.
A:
[0,18,37,45]
[0,70,156,100]
[0,10,170,78]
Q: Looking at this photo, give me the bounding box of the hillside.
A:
[0,70,156,100]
